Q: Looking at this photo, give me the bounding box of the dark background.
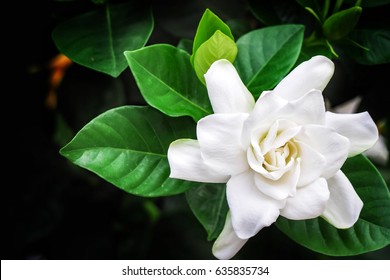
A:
[6,0,390,260]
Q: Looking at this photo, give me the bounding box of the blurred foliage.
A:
[8,0,390,259]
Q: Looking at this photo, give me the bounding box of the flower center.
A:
[263,141,298,172]
[247,120,300,180]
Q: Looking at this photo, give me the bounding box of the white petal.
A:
[296,125,350,179]
[227,171,284,239]
[246,121,300,175]
[167,139,229,183]
[322,170,363,228]
[242,91,288,148]
[212,212,248,260]
[242,90,326,149]
[250,91,289,123]
[204,59,255,113]
[273,55,334,101]
[283,90,326,125]
[281,178,330,220]
[253,158,300,200]
[325,111,379,157]
[258,120,300,153]
[295,140,327,186]
[197,113,249,175]
[252,90,326,127]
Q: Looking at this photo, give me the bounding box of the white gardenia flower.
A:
[167,56,379,259]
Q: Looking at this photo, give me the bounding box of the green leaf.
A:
[234,24,304,97]
[191,8,235,65]
[323,6,362,41]
[59,106,198,197]
[276,154,390,256]
[52,2,153,77]
[342,29,390,64]
[124,44,212,122]
[186,183,228,241]
[194,30,238,84]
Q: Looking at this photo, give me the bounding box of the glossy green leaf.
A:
[343,29,390,64]
[186,183,228,241]
[323,6,362,41]
[276,155,390,256]
[125,44,212,122]
[52,2,153,77]
[191,8,235,65]
[194,30,238,84]
[234,24,304,97]
[60,106,198,197]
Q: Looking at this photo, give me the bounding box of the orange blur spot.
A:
[46,53,73,109]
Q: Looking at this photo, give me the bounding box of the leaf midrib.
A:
[105,3,117,71]
[246,29,301,88]
[63,146,168,158]
[128,54,211,116]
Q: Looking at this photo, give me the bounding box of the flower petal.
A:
[204,59,255,113]
[295,140,327,186]
[322,170,363,228]
[325,111,379,157]
[242,90,326,149]
[281,177,330,220]
[253,158,300,200]
[212,212,248,260]
[273,55,334,101]
[242,91,288,148]
[197,113,249,175]
[296,125,350,179]
[282,90,326,125]
[168,139,229,183]
[260,120,301,153]
[247,120,300,177]
[227,171,284,239]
